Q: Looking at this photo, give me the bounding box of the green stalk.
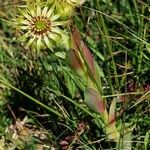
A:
[95,0,120,93]
[136,3,145,74]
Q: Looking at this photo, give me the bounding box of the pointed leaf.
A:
[66,48,85,76]
[109,98,117,125]
[70,25,97,80]
[81,41,96,79]
[70,24,81,51]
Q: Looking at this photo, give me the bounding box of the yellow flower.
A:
[14,3,69,51]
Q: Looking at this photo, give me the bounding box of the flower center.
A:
[35,20,47,30]
[31,16,51,35]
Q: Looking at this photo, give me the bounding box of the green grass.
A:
[0,0,150,149]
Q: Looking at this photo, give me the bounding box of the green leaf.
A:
[144,131,149,150]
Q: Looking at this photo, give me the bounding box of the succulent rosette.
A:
[13,3,69,51]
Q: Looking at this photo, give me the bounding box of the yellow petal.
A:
[44,35,53,50]
[42,6,48,17]
[46,4,55,18]
[37,35,42,52]
[37,6,41,16]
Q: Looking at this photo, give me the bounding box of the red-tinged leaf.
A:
[66,48,85,76]
[109,98,117,125]
[70,24,96,80]
[81,41,96,79]
[70,24,81,51]
[84,88,105,113]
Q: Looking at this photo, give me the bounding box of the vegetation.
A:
[0,0,149,149]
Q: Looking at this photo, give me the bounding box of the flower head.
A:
[14,3,69,51]
[48,0,80,6]
[46,0,80,19]
[61,0,80,6]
